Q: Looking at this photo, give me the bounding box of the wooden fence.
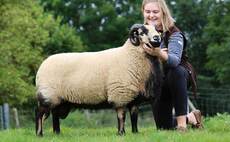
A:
[0,103,19,130]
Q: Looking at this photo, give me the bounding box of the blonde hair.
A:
[142,0,175,32]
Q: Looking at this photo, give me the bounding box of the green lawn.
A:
[0,113,230,142]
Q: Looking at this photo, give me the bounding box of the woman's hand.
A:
[142,44,168,61]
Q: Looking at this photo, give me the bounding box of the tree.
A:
[39,0,143,51]
[204,0,230,85]
[0,0,44,105]
[0,0,84,106]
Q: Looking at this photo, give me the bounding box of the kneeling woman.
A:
[141,0,203,131]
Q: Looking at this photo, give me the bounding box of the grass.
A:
[0,112,230,142]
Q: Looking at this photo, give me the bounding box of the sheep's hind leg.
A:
[116,107,126,135]
[129,105,139,133]
[35,106,50,136]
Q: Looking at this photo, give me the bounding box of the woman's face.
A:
[143,2,162,30]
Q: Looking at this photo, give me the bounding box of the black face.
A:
[149,35,161,48]
[140,25,161,48]
[129,24,161,47]
[139,26,148,36]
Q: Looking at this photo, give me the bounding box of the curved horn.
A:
[129,24,143,46]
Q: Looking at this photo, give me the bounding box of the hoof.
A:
[117,131,125,136]
[132,130,138,133]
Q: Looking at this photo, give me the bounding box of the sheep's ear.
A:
[129,24,143,46]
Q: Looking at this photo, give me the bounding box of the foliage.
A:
[204,1,230,84]
[39,15,85,55]
[0,0,45,105]
[0,0,84,106]
[39,0,143,51]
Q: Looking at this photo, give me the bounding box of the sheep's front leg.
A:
[52,109,60,134]
[129,105,139,133]
[116,107,126,135]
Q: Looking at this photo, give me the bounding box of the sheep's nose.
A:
[150,35,161,48]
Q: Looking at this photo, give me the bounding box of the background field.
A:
[0,110,230,142]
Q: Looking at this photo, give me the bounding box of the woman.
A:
[141,0,203,131]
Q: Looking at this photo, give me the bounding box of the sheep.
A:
[35,24,163,136]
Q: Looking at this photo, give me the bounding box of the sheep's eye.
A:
[139,32,144,36]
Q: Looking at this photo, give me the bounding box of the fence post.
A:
[12,108,20,128]
[188,99,196,111]
[0,105,3,130]
[3,103,10,129]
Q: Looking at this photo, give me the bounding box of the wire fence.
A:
[1,87,230,129]
[189,87,230,116]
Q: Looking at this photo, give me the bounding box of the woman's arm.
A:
[142,32,184,67]
[167,32,184,67]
